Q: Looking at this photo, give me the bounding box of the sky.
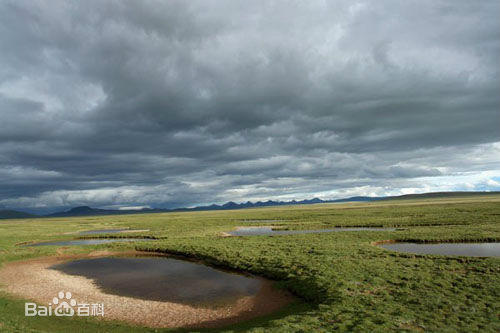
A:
[0,1,499,213]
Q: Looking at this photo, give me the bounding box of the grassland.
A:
[0,194,499,332]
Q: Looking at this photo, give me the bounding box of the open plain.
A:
[0,193,499,332]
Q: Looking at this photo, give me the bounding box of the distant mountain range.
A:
[0,191,498,219]
[43,196,380,218]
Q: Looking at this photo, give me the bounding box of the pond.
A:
[379,242,500,257]
[50,256,262,306]
[228,226,395,236]
[24,238,152,247]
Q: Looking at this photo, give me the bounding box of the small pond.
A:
[50,256,262,306]
[228,226,395,236]
[24,238,152,247]
[379,242,500,257]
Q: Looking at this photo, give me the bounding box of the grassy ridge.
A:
[0,194,499,332]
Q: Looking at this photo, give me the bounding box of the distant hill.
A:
[1,191,498,219]
[47,206,111,217]
[0,210,37,219]
[330,196,381,203]
[383,191,500,201]
[46,206,166,217]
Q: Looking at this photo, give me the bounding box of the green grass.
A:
[0,194,499,332]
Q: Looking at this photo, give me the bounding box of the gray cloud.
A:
[0,0,499,213]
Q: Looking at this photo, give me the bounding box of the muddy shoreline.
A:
[0,250,295,328]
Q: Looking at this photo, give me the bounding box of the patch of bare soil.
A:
[0,251,294,328]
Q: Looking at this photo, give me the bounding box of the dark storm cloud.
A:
[0,0,499,211]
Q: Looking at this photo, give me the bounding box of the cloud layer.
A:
[0,1,499,212]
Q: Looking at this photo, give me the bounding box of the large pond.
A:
[50,256,262,306]
[24,238,152,247]
[379,242,500,257]
[228,226,395,236]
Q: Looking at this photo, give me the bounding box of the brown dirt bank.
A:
[0,251,295,328]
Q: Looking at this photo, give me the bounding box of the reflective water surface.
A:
[228,226,395,236]
[379,242,500,257]
[50,256,262,306]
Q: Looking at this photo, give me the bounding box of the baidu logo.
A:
[25,291,104,317]
[52,291,77,316]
